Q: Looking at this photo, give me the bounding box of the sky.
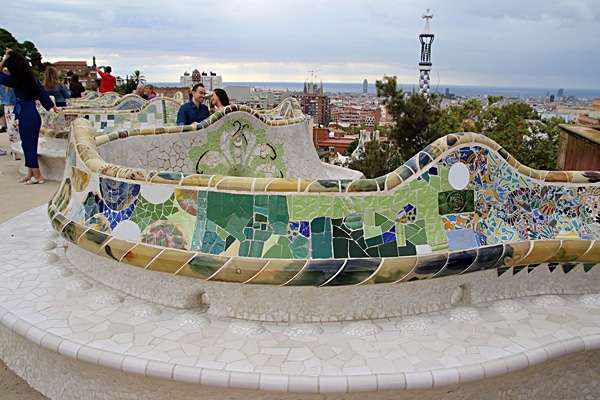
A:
[1,0,599,89]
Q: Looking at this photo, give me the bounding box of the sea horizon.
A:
[150,81,600,99]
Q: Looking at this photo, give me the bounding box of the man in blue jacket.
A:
[177,83,209,127]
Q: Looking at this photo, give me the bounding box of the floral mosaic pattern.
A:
[190,118,285,177]
[48,108,600,286]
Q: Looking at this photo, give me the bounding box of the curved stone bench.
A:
[46,103,600,321]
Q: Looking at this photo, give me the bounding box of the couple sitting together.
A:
[176,84,229,127]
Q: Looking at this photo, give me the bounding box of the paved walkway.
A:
[0,132,56,399]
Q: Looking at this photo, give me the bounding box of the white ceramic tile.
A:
[543,341,566,360]
[172,364,201,385]
[57,339,82,359]
[97,351,126,370]
[145,360,174,381]
[524,347,549,366]
[287,374,319,393]
[228,370,260,390]
[200,368,231,388]
[404,370,433,389]
[430,367,460,387]
[482,358,507,379]
[457,363,485,384]
[39,333,64,353]
[503,353,529,373]
[76,345,103,365]
[122,355,150,376]
[347,374,378,392]
[318,375,348,394]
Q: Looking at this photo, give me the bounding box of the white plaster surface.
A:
[3,206,600,399]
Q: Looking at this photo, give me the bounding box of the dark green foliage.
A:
[346,139,359,155]
[116,75,138,95]
[376,75,444,162]
[475,103,560,170]
[349,140,403,179]
[0,29,44,71]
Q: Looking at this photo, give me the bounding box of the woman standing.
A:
[0,48,61,184]
[43,66,71,107]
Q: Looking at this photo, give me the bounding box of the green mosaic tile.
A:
[129,193,178,231]
[263,235,293,258]
[397,241,417,256]
[562,263,577,274]
[416,185,439,218]
[364,225,381,239]
[363,208,375,226]
[377,195,393,209]
[392,187,416,208]
[395,223,406,246]
[289,195,319,220]
[584,263,597,273]
[428,174,442,191]
[405,220,427,245]
[438,190,475,215]
[332,197,354,218]
[317,196,334,215]
[248,240,265,258]
[290,236,309,258]
[268,195,289,225]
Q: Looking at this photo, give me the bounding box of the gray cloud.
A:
[1,0,598,88]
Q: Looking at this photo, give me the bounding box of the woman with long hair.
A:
[0,48,61,184]
[210,88,230,113]
[43,65,71,107]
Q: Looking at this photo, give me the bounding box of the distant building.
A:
[293,92,331,126]
[363,79,368,94]
[418,9,435,95]
[558,88,564,97]
[180,69,222,90]
[180,72,192,88]
[51,60,94,87]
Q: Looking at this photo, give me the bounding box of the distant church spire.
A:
[418,8,434,95]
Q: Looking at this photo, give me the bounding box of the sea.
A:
[151,82,600,100]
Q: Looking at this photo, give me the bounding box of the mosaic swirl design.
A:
[47,104,600,287]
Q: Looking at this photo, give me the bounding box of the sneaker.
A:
[0,149,7,156]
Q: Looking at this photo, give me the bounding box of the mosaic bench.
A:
[10,96,183,180]
[47,108,600,322]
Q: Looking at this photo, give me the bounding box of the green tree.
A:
[347,138,359,155]
[376,75,443,161]
[21,40,43,71]
[349,140,402,179]
[475,102,559,169]
[131,70,146,85]
[116,74,137,95]
[0,29,44,71]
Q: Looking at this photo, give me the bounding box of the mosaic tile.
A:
[44,99,600,288]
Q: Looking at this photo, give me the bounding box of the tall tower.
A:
[418,8,434,95]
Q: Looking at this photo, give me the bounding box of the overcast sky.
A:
[2,0,599,89]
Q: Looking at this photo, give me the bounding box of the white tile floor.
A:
[2,206,600,399]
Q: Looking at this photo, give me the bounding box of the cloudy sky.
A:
[2,0,599,89]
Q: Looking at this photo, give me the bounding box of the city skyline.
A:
[2,0,599,89]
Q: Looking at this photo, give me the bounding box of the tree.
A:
[349,140,403,179]
[21,40,43,71]
[116,74,137,95]
[376,75,443,161]
[131,70,146,85]
[347,138,359,155]
[0,29,44,71]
